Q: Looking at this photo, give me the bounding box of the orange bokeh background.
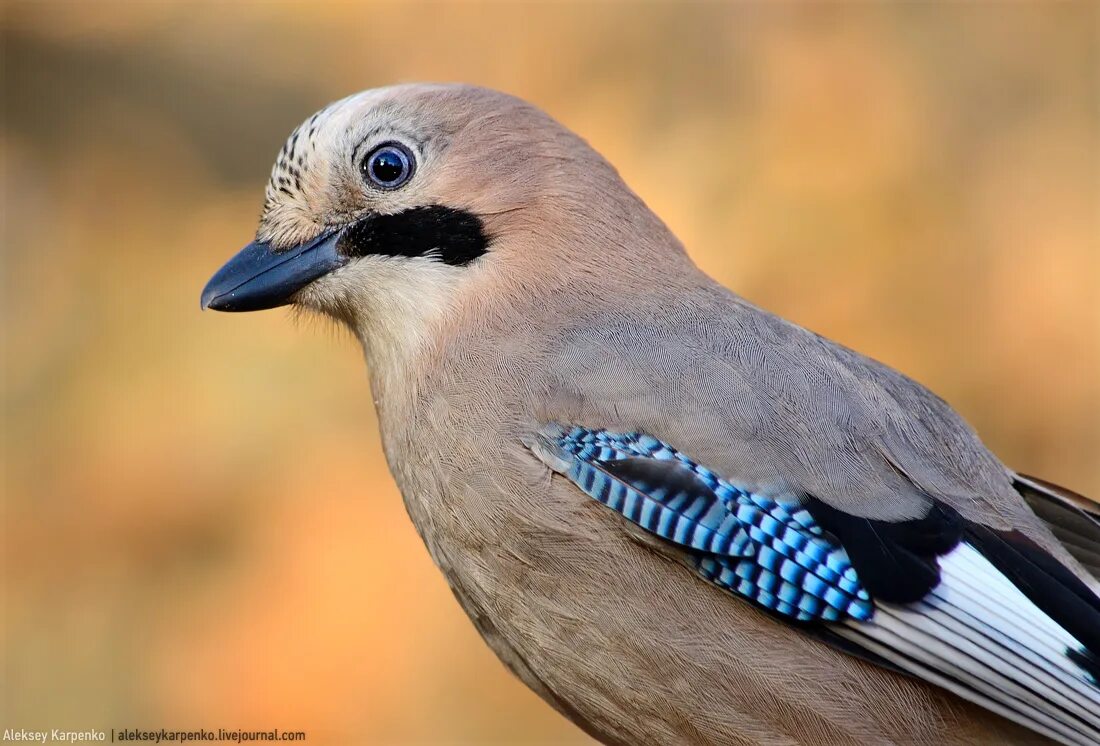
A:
[3,3,1097,744]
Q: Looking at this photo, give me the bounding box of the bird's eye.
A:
[361,142,416,190]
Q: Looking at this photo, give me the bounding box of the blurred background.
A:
[3,2,1097,744]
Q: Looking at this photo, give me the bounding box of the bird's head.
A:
[202,83,682,362]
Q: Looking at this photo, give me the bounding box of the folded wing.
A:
[1016,474,1100,582]
[530,424,1100,746]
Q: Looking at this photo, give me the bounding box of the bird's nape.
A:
[201,83,1100,746]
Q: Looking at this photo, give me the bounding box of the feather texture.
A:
[836,544,1100,745]
[228,84,1100,744]
[539,424,875,622]
[1015,474,1100,582]
[533,424,1100,744]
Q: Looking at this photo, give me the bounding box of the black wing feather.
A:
[803,497,963,604]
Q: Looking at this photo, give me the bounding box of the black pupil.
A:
[371,150,405,184]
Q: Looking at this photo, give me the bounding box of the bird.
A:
[201,84,1100,745]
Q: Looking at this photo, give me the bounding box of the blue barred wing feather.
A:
[537,425,874,623]
[529,425,1100,743]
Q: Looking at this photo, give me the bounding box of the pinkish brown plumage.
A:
[203,84,1100,745]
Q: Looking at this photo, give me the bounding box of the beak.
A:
[201,228,347,312]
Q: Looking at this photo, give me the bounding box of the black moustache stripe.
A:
[336,205,489,266]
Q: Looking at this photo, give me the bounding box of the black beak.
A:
[200,228,347,312]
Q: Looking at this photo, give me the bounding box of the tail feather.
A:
[915,598,1096,726]
[936,554,1093,692]
[835,543,1100,745]
[963,522,1100,655]
[1015,474,1100,583]
[840,624,1094,746]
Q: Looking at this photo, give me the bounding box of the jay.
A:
[203,84,1100,745]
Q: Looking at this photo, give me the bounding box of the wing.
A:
[1015,474,1100,581]
[528,423,1100,746]
[546,292,1043,531]
[532,425,873,622]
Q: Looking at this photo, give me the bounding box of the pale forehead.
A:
[269,89,399,195]
[258,84,511,246]
[266,84,482,199]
